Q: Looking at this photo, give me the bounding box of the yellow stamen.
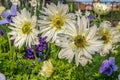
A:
[21,21,32,34]
[98,29,111,44]
[51,14,65,30]
[74,35,87,48]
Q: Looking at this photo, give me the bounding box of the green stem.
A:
[82,67,85,80]
[33,47,38,64]
[13,47,16,61]
[0,44,1,53]
[7,34,12,59]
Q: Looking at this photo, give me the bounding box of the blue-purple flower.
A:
[35,37,47,54]
[0,5,17,25]
[100,57,118,76]
[38,58,41,62]
[88,15,94,20]
[24,37,47,61]
[24,47,43,62]
[24,48,34,59]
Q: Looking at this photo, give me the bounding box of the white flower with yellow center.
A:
[39,3,75,42]
[93,3,111,15]
[56,16,103,66]
[40,60,54,78]
[0,6,5,15]
[9,8,39,48]
[98,21,120,56]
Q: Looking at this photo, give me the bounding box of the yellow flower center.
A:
[21,21,32,34]
[74,35,87,48]
[98,29,111,44]
[51,14,65,30]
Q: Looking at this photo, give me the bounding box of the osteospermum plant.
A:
[98,21,120,56]
[0,0,120,80]
[39,2,75,42]
[9,8,39,48]
[56,14,103,66]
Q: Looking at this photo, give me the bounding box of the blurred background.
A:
[0,0,120,25]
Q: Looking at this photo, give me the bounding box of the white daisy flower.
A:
[98,21,120,56]
[39,3,75,42]
[9,8,39,48]
[93,3,111,15]
[40,60,54,78]
[56,16,103,66]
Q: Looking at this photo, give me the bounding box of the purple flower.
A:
[100,57,118,76]
[35,37,47,54]
[88,15,94,20]
[24,48,34,59]
[37,58,41,62]
[0,29,3,35]
[0,5,17,25]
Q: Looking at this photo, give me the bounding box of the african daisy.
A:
[56,15,103,66]
[39,3,74,42]
[8,8,39,48]
[98,21,120,56]
[40,60,54,78]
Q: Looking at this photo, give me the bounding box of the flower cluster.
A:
[0,1,120,79]
[35,37,47,54]
[24,37,47,61]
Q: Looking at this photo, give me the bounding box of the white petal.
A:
[58,48,75,63]
[87,25,97,40]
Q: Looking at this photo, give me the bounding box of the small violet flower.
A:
[24,37,47,60]
[24,47,43,62]
[88,15,94,20]
[0,5,17,25]
[35,37,47,54]
[0,73,6,80]
[38,58,41,62]
[100,57,118,76]
[24,48,35,59]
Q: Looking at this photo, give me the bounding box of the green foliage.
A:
[0,37,120,80]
